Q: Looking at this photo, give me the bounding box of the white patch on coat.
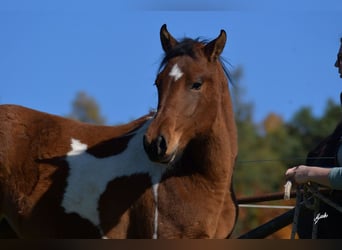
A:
[152,182,159,239]
[62,120,166,238]
[169,63,183,81]
[67,138,87,156]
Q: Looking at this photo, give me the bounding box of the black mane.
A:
[158,37,234,85]
[159,38,203,71]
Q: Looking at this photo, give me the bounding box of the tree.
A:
[68,91,106,125]
[233,95,342,238]
[288,98,341,154]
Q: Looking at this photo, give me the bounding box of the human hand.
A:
[285,165,311,184]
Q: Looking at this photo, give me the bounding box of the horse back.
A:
[0,103,151,175]
[0,104,152,237]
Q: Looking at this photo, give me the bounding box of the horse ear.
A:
[160,24,178,53]
[204,29,227,62]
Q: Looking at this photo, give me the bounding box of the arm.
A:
[285,165,333,188]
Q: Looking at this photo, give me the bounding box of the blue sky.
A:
[1,0,342,124]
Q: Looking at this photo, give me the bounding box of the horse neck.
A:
[220,82,238,157]
[213,82,237,173]
[187,80,237,182]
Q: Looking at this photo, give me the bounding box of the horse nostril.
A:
[156,135,167,157]
[143,134,168,162]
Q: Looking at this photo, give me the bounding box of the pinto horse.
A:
[297,93,342,238]
[0,24,238,238]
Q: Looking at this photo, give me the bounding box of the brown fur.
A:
[144,25,238,238]
[0,24,238,238]
[0,105,152,238]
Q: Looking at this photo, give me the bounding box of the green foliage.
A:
[231,67,341,237]
[68,91,106,125]
[288,99,342,154]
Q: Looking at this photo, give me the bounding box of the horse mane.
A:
[158,37,234,85]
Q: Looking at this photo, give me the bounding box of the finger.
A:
[285,167,295,177]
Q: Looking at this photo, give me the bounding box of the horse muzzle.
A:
[143,134,177,164]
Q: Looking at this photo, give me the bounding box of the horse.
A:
[0,24,238,238]
[296,93,342,238]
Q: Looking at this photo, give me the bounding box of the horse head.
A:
[143,24,231,164]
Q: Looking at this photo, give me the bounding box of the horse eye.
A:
[191,81,203,90]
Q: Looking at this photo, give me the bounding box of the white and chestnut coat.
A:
[0,24,238,238]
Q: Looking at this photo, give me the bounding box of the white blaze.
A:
[169,63,183,81]
[62,120,166,238]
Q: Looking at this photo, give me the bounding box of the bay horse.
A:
[0,24,238,238]
[297,93,342,238]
